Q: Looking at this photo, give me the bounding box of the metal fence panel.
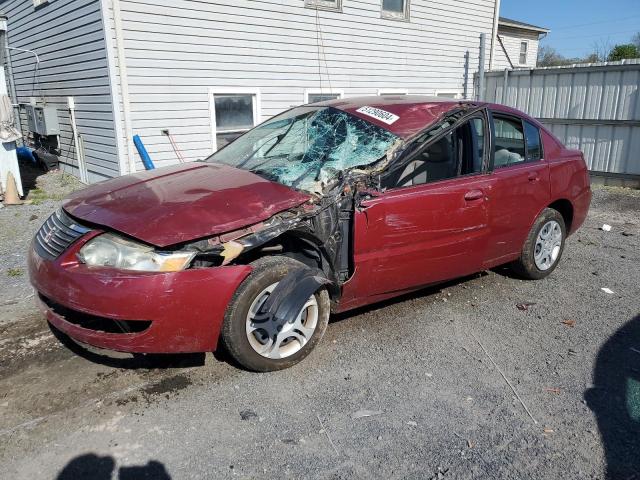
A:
[482,59,640,176]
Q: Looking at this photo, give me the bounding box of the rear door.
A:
[484,112,550,266]
[349,112,498,299]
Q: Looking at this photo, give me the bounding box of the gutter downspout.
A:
[68,97,88,183]
[477,33,487,101]
[489,0,501,70]
[111,0,136,174]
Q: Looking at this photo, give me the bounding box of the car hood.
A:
[63,163,311,247]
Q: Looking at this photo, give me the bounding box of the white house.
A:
[1,0,517,183]
[492,16,549,70]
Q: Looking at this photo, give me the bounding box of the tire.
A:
[511,208,566,280]
[220,256,330,372]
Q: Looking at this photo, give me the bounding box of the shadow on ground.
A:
[56,454,171,480]
[49,322,206,370]
[331,271,489,323]
[586,314,640,479]
[47,272,490,371]
[17,159,48,198]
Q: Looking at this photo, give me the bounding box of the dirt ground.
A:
[1,169,639,480]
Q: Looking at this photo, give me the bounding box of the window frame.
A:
[304,0,342,12]
[304,89,344,104]
[488,111,544,171]
[209,87,261,152]
[519,41,528,65]
[434,91,462,99]
[381,0,410,21]
[523,119,545,162]
[382,108,491,191]
[377,88,409,96]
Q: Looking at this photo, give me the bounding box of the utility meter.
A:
[25,105,60,136]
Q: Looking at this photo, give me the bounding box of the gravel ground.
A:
[0,169,639,480]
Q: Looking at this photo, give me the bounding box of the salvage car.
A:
[28,96,591,371]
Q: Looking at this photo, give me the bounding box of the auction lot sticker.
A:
[355,106,400,125]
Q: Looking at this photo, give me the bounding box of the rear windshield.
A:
[206,106,399,194]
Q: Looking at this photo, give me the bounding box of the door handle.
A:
[528,172,540,182]
[464,190,484,202]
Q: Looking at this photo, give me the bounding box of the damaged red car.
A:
[28,96,591,371]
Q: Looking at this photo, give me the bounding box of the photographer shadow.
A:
[586,314,640,479]
[56,453,171,480]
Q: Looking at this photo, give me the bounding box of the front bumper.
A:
[28,236,252,353]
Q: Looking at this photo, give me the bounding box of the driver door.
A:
[344,113,497,303]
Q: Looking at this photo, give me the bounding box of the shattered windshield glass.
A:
[206,106,399,194]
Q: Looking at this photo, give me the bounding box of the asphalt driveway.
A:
[1,171,639,479]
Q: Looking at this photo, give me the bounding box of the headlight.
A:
[77,233,195,272]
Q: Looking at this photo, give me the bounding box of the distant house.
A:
[1,0,507,182]
[493,17,549,70]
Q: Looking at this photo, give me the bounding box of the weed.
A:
[7,268,23,277]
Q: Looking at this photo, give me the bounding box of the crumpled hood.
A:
[63,163,311,247]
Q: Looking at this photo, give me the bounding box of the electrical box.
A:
[25,105,60,136]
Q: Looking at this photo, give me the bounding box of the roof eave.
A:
[498,20,549,34]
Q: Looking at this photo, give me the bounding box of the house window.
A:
[377,89,408,96]
[210,89,260,151]
[305,0,342,12]
[435,92,462,99]
[305,90,344,104]
[519,42,528,65]
[381,0,410,20]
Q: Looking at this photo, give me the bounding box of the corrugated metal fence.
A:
[482,59,640,177]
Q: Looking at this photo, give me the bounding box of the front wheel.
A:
[220,256,330,372]
[511,208,566,280]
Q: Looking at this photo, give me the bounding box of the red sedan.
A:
[28,96,591,371]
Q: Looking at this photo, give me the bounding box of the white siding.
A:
[493,26,539,70]
[1,0,120,182]
[106,0,497,169]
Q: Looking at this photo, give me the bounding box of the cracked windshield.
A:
[207,106,399,194]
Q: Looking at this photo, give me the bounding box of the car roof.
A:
[315,95,484,138]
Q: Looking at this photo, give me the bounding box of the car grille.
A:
[34,209,91,261]
[40,294,152,334]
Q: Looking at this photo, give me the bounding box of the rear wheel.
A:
[221,256,330,372]
[511,208,566,280]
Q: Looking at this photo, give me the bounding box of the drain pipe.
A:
[463,50,470,99]
[489,0,501,70]
[112,0,136,174]
[477,33,487,101]
[68,97,88,183]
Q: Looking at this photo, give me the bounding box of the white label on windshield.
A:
[356,106,400,125]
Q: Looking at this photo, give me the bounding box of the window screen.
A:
[493,116,526,169]
[524,121,543,162]
[307,93,341,103]
[383,0,404,12]
[305,0,342,11]
[519,42,528,64]
[382,0,408,19]
[214,94,255,149]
